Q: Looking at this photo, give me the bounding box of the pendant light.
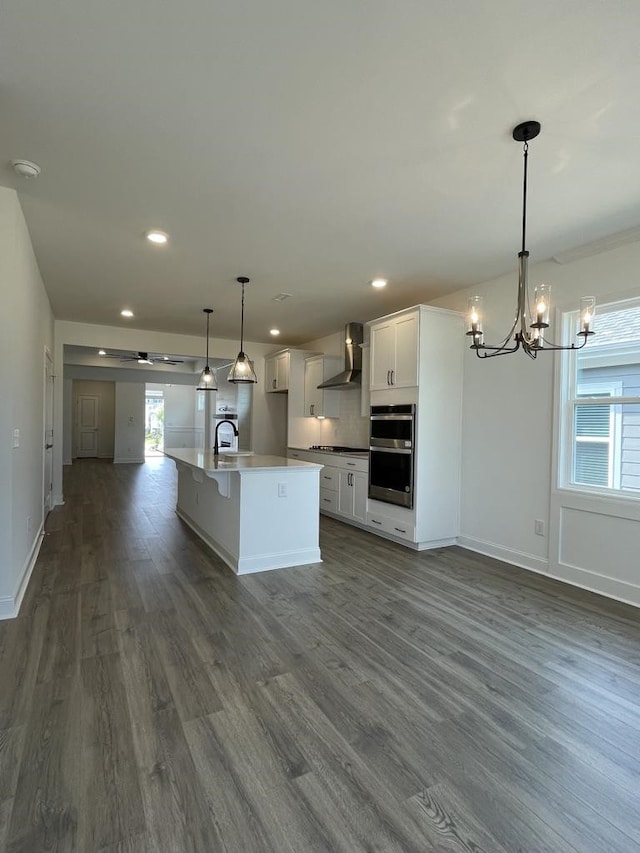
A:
[466,120,595,359]
[197,308,217,391]
[228,276,257,384]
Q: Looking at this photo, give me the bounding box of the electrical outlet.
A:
[278,482,287,498]
[13,428,20,448]
[534,519,545,536]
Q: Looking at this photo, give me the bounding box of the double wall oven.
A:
[368,404,415,508]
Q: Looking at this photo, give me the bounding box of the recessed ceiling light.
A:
[270,328,280,336]
[371,278,388,289]
[145,230,169,245]
[121,309,134,318]
[98,349,106,356]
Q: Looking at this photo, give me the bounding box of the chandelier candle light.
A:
[466,120,595,358]
[197,308,217,391]
[228,276,257,384]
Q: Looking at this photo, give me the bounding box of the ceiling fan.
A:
[101,351,184,365]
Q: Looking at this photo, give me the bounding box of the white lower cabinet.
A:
[337,469,367,524]
[366,509,415,543]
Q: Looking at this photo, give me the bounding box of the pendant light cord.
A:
[206,311,210,364]
[240,282,246,353]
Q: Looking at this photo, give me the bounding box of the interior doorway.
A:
[145,387,165,457]
[43,349,54,517]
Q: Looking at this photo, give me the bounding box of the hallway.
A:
[1,458,639,852]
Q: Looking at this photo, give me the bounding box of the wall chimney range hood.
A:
[317,323,364,389]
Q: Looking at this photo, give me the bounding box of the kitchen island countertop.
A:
[164,447,323,473]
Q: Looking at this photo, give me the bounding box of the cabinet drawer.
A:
[338,456,368,474]
[320,489,338,513]
[367,512,415,542]
[319,465,339,491]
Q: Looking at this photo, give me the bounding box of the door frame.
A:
[43,347,55,519]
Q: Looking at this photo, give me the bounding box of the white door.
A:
[77,395,100,457]
[43,351,54,516]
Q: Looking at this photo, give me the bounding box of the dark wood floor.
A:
[1,459,640,852]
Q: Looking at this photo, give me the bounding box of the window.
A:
[559,298,640,496]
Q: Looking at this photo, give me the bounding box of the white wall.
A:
[113,383,146,463]
[0,188,54,619]
[72,379,115,458]
[432,239,640,607]
[164,384,202,449]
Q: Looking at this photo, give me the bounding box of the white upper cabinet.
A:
[369,310,418,390]
[304,355,341,418]
[264,350,290,392]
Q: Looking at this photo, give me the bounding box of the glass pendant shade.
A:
[197,308,217,391]
[228,351,257,384]
[197,364,216,390]
[228,276,258,385]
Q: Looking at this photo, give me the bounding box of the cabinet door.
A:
[360,343,370,417]
[275,351,290,391]
[352,471,368,523]
[337,469,354,517]
[265,356,279,392]
[304,358,323,416]
[369,322,395,390]
[392,313,419,387]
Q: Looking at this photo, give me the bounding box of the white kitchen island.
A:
[163,448,323,575]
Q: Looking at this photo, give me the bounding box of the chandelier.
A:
[466,120,595,358]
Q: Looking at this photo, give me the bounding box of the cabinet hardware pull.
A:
[347,462,355,467]
[323,498,331,503]
[390,369,395,385]
[386,369,391,385]
[371,518,382,525]
[394,527,406,533]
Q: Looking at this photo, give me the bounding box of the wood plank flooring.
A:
[1,457,639,852]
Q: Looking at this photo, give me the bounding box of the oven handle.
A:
[369,446,412,455]
[370,438,412,449]
[370,414,413,421]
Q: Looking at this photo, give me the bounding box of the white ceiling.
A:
[2,0,640,345]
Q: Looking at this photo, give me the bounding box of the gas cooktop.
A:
[309,445,369,453]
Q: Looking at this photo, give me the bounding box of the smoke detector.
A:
[11,159,41,179]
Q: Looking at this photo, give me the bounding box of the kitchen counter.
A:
[288,446,369,459]
[164,447,323,575]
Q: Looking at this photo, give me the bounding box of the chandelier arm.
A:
[472,338,522,358]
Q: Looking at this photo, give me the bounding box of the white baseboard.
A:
[0,524,45,620]
[457,535,640,610]
[552,561,640,609]
[53,493,65,506]
[113,457,145,464]
[457,535,550,575]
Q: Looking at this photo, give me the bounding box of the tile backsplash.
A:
[318,388,369,447]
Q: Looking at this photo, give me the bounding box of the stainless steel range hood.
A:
[317,323,364,389]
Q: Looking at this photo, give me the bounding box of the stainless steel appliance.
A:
[368,404,415,508]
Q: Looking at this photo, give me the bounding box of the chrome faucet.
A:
[213,419,239,455]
